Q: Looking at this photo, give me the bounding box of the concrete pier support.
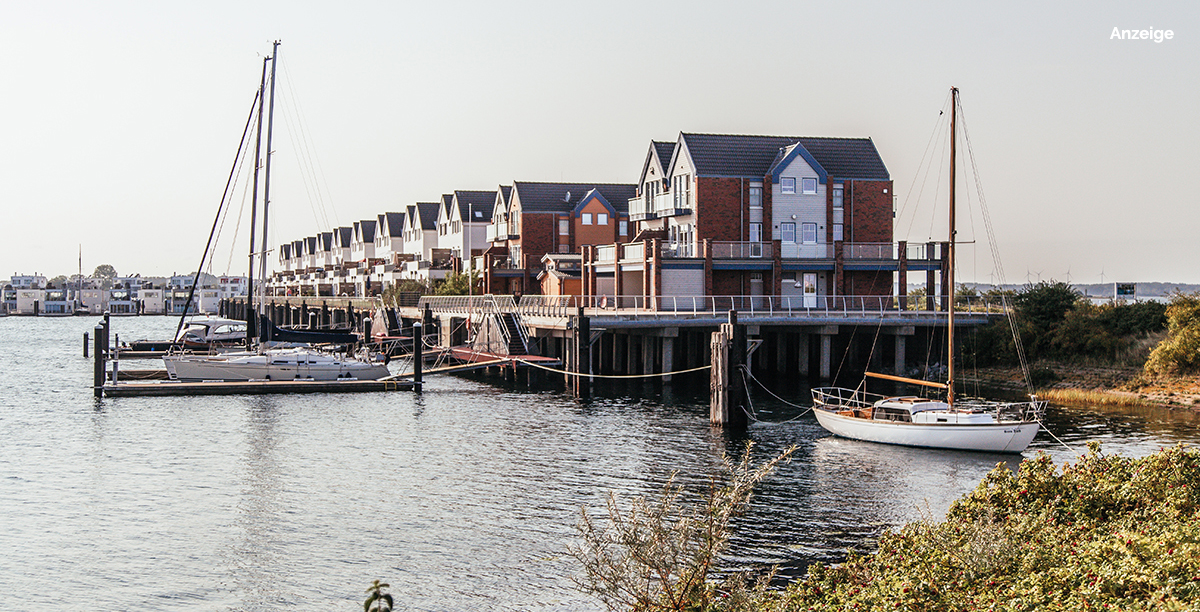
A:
[894,334,907,375]
[817,326,838,380]
[662,336,674,382]
[798,332,810,378]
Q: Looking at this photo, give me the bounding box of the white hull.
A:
[812,408,1039,453]
[164,349,389,382]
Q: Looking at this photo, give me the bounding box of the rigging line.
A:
[216,122,258,274]
[277,87,328,231]
[897,90,954,233]
[279,60,338,230]
[208,119,257,276]
[958,99,1036,395]
[513,358,712,379]
[904,106,950,241]
[174,87,261,342]
[1036,415,1080,456]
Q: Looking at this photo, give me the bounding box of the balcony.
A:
[780,243,834,259]
[711,241,772,259]
[653,192,689,217]
[845,243,896,260]
[628,195,657,221]
[621,242,644,261]
[595,245,616,264]
[486,224,509,242]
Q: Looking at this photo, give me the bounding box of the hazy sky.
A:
[2,1,1197,285]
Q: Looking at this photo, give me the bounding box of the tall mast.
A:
[947,87,958,406]
[246,54,269,348]
[259,40,279,315]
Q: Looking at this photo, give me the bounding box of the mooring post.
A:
[711,310,748,428]
[102,312,111,359]
[83,332,89,358]
[93,325,104,398]
[574,306,591,398]
[412,321,423,393]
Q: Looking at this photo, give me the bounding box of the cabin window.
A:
[781,222,796,243]
[801,223,818,244]
[780,178,796,194]
[801,178,818,194]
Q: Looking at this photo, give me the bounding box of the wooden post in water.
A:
[709,311,747,428]
[412,321,423,393]
[83,332,89,358]
[93,325,104,398]
[574,306,591,398]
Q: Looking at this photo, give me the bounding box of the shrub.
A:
[782,443,1200,611]
[1145,292,1200,376]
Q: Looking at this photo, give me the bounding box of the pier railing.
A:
[415,294,1011,320]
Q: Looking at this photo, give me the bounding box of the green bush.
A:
[782,444,1200,611]
[1145,292,1200,376]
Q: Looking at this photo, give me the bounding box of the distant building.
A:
[10,273,46,290]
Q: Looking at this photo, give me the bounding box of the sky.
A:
[2,0,1197,285]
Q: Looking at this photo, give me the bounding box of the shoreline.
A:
[963,362,1200,410]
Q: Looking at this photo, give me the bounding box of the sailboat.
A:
[810,87,1045,453]
[163,42,389,383]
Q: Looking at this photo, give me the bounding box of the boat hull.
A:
[164,352,390,382]
[812,409,1039,453]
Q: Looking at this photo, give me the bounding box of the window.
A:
[749,222,763,242]
[618,220,628,236]
[558,244,570,253]
[781,222,796,242]
[780,178,796,194]
[582,213,593,225]
[801,222,818,244]
[801,178,818,194]
[833,223,844,242]
[597,212,608,226]
[833,185,844,209]
[559,219,569,235]
[749,186,762,208]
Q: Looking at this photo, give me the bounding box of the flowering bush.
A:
[783,443,1200,611]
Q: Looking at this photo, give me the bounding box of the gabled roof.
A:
[334,226,353,248]
[440,194,454,218]
[318,232,333,251]
[280,243,293,259]
[353,219,377,243]
[511,181,638,214]
[452,190,497,223]
[677,132,890,181]
[638,139,675,186]
[409,202,440,230]
[304,236,318,255]
[379,212,405,238]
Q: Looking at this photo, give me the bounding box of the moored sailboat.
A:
[811,87,1045,453]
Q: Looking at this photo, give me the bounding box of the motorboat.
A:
[163,346,390,382]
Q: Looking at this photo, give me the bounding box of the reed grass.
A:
[1034,387,1150,407]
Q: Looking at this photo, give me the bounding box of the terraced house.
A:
[583,132,904,307]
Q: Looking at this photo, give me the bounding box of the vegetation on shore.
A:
[571,444,1200,611]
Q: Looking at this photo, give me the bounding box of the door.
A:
[803,273,818,308]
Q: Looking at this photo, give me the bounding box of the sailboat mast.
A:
[947,86,958,406]
[259,40,280,313]
[246,55,269,348]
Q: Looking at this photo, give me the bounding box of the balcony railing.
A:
[628,196,656,221]
[595,245,616,263]
[780,243,834,259]
[711,241,772,259]
[845,243,895,260]
[653,192,689,217]
[621,242,645,261]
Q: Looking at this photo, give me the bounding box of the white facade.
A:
[140,289,167,314]
[10,274,46,289]
[218,276,249,298]
[16,289,44,315]
[771,149,829,258]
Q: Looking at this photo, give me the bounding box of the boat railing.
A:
[811,387,887,410]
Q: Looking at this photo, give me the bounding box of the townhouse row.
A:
[268,132,947,304]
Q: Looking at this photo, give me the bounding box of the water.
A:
[2,316,1198,611]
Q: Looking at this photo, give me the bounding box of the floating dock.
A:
[102,378,414,397]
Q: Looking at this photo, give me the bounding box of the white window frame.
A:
[582,213,593,225]
[780,178,796,194]
[597,212,608,226]
[618,220,628,236]
[559,219,569,235]
[749,185,763,209]
[749,222,763,242]
[801,178,818,194]
[780,222,796,243]
[833,185,844,209]
[833,223,844,242]
[801,222,818,244]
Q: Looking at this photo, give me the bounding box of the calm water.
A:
[2,316,1198,611]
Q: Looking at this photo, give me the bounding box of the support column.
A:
[662,336,675,382]
[895,334,907,376]
[797,332,810,378]
[817,325,838,381]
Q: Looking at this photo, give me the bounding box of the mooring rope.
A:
[737,365,813,424]
[512,358,711,380]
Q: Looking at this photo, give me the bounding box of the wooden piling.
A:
[93,325,104,398]
[83,332,89,358]
[412,321,423,393]
[709,311,747,428]
[574,307,591,398]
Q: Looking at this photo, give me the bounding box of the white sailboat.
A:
[163,42,388,383]
[811,87,1045,453]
